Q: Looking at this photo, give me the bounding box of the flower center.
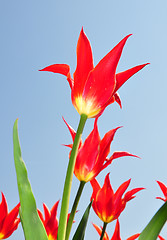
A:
[0,233,4,239]
[48,234,55,240]
[74,96,101,118]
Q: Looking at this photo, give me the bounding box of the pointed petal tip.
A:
[115,126,123,131]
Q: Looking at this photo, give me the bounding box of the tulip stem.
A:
[57,114,88,240]
[65,181,86,240]
[100,222,108,240]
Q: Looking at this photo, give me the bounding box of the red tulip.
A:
[40,28,148,118]
[90,174,144,223]
[64,118,138,182]
[38,201,72,240]
[156,181,167,202]
[0,192,20,239]
[93,220,140,240]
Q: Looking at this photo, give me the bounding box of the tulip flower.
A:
[38,201,72,240]
[93,220,140,240]
[64,118,139,183]
[40,28,148,118]
[156,181,167,202]
[90,173,144,223]
[0,192,20,239]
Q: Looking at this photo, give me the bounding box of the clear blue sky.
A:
[0,0,167,239]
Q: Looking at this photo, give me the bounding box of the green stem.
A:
[100,222,108,240]
[57,114,88,240]
[65,181,86,240]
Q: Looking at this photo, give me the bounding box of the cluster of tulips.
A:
[0,28,166,240]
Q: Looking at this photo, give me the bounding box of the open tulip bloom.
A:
[40,28,148,118]
[90,173,144,223]
[64,118,139,183]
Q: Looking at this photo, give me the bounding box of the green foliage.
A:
[139,201,167,240]
[13,119,48,240]
[72,201,92,240]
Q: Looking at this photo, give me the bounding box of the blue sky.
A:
[0,0,167,239]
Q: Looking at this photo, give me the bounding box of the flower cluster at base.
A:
[40,28,148,118]
[93,219,165,240]
[0,192,20,239]
[64,117,138,183]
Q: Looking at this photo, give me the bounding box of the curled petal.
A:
[113,92,122,108]
[123,188,145,202]
[115,63,150,93]
[109,151,140,161]
[39,64,73,89]
[156,181,167,201]
[63,117,76,143]
[63,117,82,150]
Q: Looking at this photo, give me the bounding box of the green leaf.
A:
[13,119,48,240]
[72,201,92,240]
[139,201,167,240]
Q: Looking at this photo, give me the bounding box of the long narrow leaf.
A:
[139,201,167,240]
[72,201,92,240]
[13,119,48,240]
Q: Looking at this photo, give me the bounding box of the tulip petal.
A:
[73,27,94,97]
[114,92,122,108]
[74,119,100,181]
[63,117,76,143]
[40,64,73,89]
[90,178,101,202]
[95,174,114,222]
[124,188,145,202]
[156,181,167,201]
[127,234,140,240]
[99,127,121,161]
[115,63,149,93]
[50,201,59,219]
[83,35,132,110]
[109,151,140,161]
[111,219,121,240]
[43,203,51,224]
[114,179,131,204]
[158,236,165,240]
[0,192,8,225]
[92,223,109,240]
